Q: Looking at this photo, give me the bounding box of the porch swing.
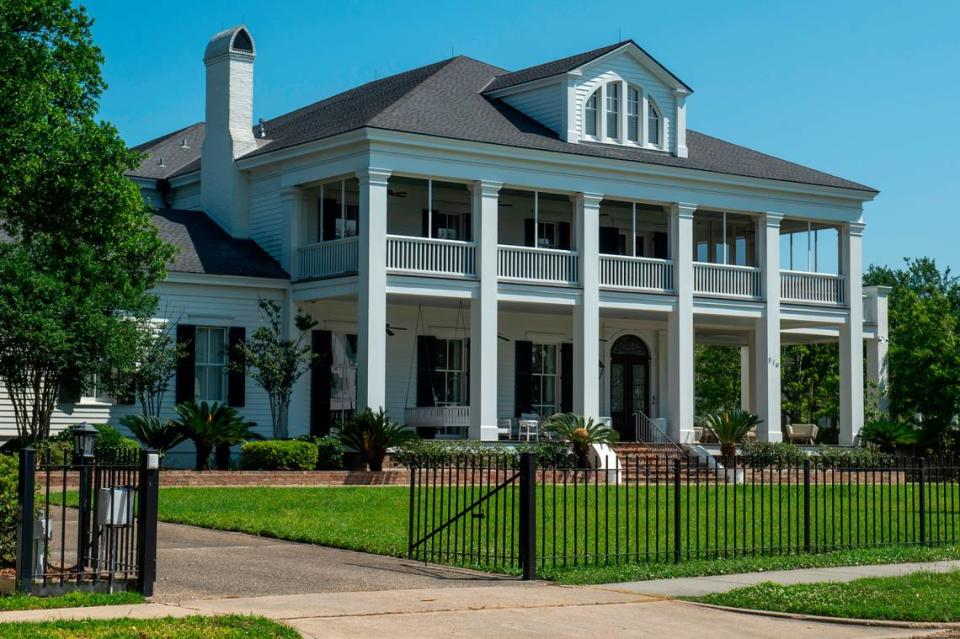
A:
[401,302,471,439]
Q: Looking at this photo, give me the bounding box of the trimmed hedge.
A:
[315,435,344,470]
[240,440,318,471]
[0,454,17,565]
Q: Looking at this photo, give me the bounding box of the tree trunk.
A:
[720,442,736,461]
[214,443,232,470]
[195,441,213,471]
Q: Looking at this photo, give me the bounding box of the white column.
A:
[755,212,783,442]
[279,187,303,279]
[864,285,891,416]
[657,330,669,419]
[357,168,390,412]
[470,181,502,441]
[739,343,754,412]
[840,222,865,445]
[668,203,696,442]
[574,192,602,419]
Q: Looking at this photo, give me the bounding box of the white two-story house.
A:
[1,26,889,457]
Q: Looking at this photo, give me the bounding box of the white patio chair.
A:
[496,418,513,440]
[518,413,541,442]
[786,423,819,445]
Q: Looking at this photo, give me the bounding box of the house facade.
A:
[0,26,888,459]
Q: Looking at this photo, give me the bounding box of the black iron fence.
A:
[407,453,960,579]
[16,447,160,596]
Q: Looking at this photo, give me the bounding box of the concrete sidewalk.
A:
[0,584,948,638]
[602,559,960,597]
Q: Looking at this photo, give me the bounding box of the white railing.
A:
[600,255,673,292]
[404,406,470,439]
[298,237,359,279]
[497,245,579,285]
[780,270,845,305]
[386,235,476,277]
[693,262,761,299]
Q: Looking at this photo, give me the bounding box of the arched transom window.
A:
[583,81,665,149]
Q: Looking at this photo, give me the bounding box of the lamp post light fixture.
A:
[73,422,98,460]
[73,422,98,575]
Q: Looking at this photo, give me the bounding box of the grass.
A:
[689,570,960,622]
[0,615,297,638]
[0,591,143,611]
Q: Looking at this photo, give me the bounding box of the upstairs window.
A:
[647,101,661,146]
[584,91,599,137]
[319,178,360,241]
[605,83,620,139]
[627,87,640,142]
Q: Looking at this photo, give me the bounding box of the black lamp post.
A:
[73,423,97,575]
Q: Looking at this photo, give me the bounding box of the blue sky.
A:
[84,0,959,272]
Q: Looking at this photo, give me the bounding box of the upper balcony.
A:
[293,175,849,308]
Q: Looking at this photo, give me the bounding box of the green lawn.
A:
[0,615,297,638]
[690,570,960,622]
[0,591,143,611]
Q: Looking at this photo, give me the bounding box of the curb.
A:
[681,600,960,630]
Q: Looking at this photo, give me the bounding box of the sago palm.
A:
[119,415,185,458]
[172,401,260,471]
[702,409,762,459]
[859,420,920,453]
[338,408,417,471]
[544,413,618,466]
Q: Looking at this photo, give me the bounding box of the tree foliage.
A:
[0,1,174,441]
[781,343,840,440]
[695,345,741,415]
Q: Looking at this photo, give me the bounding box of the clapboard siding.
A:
[500,83,564,134]
[170,181,202,210]
[250,174,284,263]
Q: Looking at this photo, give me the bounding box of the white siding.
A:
[575,50,676,150]
[170,181,202,210]
[500,83,564,134]
[250,172,284,263]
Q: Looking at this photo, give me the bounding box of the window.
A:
[605,83,620,139]
[584,90,599,137]
[647,101,661,145]
[434,339,466,406]
[531,344,559,419]
[434,213,467,240]
[693,211,757,266]
[537,221,557,248]
[79,372,111,405]
[330,333,358,424]
[195,327,228,403]
[627,87,640,142]
[319,178,360,241]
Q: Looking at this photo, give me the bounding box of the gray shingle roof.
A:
[154,209,287,279]
[129,44,876,193]
[128,122,204,179]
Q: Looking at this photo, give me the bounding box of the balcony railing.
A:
[693,262,761,299]
[404,406,470,439]
[298,236,359,279]
[386,235,476,278]
[600,255,673,293]
[780,270,845,305]
[498,245,579,285]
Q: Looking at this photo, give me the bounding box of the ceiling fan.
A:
[385,323,408,337]
[388,189,407,198]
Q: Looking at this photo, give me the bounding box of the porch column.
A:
[739,343,754,412]
[357,168,391,411]
[573,192,602,419]
[839,222,866,445]
[755,212,783,442]
[279,187,304,280]
[864,285,891,416]
[470,181,502,441]
[668,203,696,442]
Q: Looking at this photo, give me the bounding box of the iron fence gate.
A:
[408,452,960,580]
[16,447,160,596]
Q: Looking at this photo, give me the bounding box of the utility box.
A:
[97,486,134,527]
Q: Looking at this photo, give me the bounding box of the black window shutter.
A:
[524,219,535,247]
[463,214,473,242]
[560,343,573,413]
[653,232,669,259]
[464,339,470,404]
[558,222,571,250]
[227,327,246,407]
[322,198,337,241]
[57,368,82,404]
[514,341,533,416]
[421,209,430,238]
[310,330,333,436]
[599,226,620,254]
[175,324,196,405]
[416,336,438,407]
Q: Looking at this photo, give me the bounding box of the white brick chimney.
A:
[201,25,257,237]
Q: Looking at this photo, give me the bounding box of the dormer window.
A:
[647,101,661,146]
[627,87,640,143]
[605,83,620,139]
[584,91,599,137]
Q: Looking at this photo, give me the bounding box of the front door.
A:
[609,335,651,440]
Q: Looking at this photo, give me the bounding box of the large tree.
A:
[694,345,741,416]
[0,0,173,440]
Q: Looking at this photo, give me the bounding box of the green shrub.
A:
[315,435,344,470]
[814,446,892,467]
[0,454,18,565]
[240,440,318,471]
[740,441,806,467]
[52,424,140,459]
[392,440,576,468]
[338,408,417,471]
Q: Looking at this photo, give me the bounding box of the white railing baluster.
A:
[598,255,674,293]
[496,245,578,285]
[779,270,845,305]
[297,236,360,279]
[692,262,762,300]
[384,235,476,278]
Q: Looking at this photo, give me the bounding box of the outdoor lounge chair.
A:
[786,423,819,445]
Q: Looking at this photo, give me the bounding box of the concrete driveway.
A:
[154,520,512,602]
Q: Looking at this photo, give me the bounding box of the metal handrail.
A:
[634,410,684,455]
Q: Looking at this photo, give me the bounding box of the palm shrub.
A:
[859,419,920,453]
[702,409,762,459]
[338,408,417,471]
[172,401,260,471]
[543,413,618,467]
[119,415,185,462]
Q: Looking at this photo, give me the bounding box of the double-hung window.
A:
[537,221,557,248]
[605,83,620,139]
[647,102,661,146]
[531,343,559,419]
[584,91,599,137]
[194,327,228,403]
[627,87,640,142]
[434,339,466,406]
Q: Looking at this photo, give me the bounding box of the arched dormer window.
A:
[627,86,640,143]
[584,90,599,137]
[605,82,620,139]
[647,100,662,146]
